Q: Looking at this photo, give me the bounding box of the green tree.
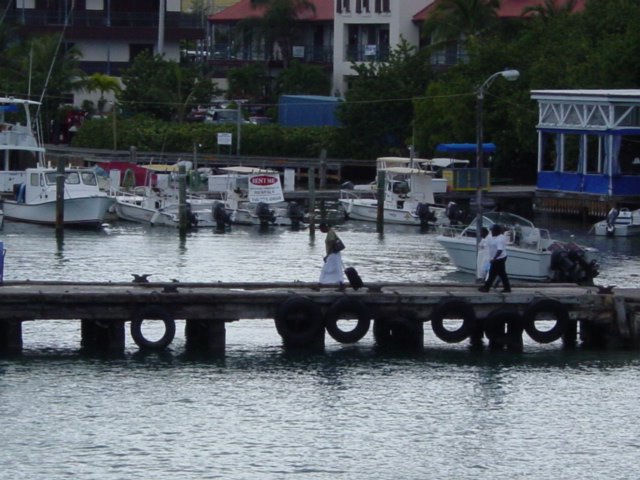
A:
[422,0,501,51]
[337,39,433,159]
[522,0,579,20]
[81,73,121,113]
[227,63,268,100]
[244,0,316,68]
[118,51,219,121]
[273,60,330,96]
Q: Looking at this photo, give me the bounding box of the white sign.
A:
[248,174,284,204]
[292,46,305,58]
[365,44,377,56]
[217,132,232,145]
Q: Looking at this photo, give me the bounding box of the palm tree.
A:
[244,0,316,68]
[522,0,579,20]
[81,73,122,113]
[422,0,501,52]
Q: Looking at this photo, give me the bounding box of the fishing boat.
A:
[3,165,114,227]
[113,164,220,228]
[592,207,640,237]
[1,97,113,227]
[208,166,306,227]
[339,157,449,227]
[436,212,600,283]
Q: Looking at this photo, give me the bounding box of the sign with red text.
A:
[248,174,284,203]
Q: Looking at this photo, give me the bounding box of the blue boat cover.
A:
[436,143,496,153]
[0,105,19,112]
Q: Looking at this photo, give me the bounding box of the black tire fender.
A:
[324,297,371,344]
[275,296,324,347]
[523,299,569,343]
[373,310,421,347]
[131,305,176,349]
[430,300,476,343]
[484,308,523,344]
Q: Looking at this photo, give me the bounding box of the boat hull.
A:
[436,235,597,281]
[3,197,113,227]
[593,221,640,237]
[340,198,444,226]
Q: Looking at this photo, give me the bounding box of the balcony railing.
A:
[207,43,333,64]
[345,44,390,62]
[4,10,202,29]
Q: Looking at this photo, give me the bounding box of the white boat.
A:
[208,166,306,227]
[1,97,112,227]
[437,212,600,283]
[593,207,640,237]
[3,166,114,227]
[339,157,449,227]
[113,165,221,228]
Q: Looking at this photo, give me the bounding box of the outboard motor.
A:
[212,202,231,230]
[416,203,436,227]
[185,203,198,228]
[256,202,276,226]
[445,201,463,225]
[550,242,599,285]
[605,207,619,237]
[286,201,304,229]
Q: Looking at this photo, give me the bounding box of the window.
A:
[81,172,97,186]
[30,173,40,187]
[382,0,390,13]
[375,0,381,13]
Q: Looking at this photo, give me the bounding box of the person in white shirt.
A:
[476,227,490,282]
[478,224,511,293]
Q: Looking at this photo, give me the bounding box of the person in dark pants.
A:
[478,224,511,293]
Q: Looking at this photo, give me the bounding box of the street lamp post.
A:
[475,69,520,254]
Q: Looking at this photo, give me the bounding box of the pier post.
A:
[308,167,316,236]
[0,320,23,354]
[178,164,187,232]
[319,149,327,190]
[80,319,125,352]
[376,170,385,233]
[55,158,65,234]
[185,319,226,355]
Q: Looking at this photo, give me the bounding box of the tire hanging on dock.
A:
[484,308,523,348]
[274,296,324,347]
[324,297,371,344]
[373,310,422,348]
[522,299,569,344]
[130,306,176,350]
[430,300,476,343]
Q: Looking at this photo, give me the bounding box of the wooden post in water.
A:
[319,149,327,190]
[308,166,316,237]
[55,158,65,233]
[178,164,187,232]
[376,170,385,233]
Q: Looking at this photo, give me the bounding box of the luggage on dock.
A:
[344,267,363,290]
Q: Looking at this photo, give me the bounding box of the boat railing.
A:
[339,189,376,200]
[437,224,467,237]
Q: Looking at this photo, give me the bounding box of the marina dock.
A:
[0,280,638,355]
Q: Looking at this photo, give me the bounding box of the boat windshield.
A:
[483,212,534,228]
[45,172,80,185]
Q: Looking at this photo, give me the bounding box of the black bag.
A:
[333,237,346,253]
[344,267,364,290]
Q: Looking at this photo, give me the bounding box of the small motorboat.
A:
[3,165,114,227]
[339,157,449,227]
[437,212,599,283]
[592,207,640,237]
[208,166,307,228]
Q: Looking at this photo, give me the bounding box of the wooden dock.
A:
[1,280,639,355]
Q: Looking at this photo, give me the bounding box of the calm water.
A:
[1,217,639,479]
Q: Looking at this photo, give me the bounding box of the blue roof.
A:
[436,143,496,153]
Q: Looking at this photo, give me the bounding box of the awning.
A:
[435,143,496,153]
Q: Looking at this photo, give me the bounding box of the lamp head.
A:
[500,69,520,81]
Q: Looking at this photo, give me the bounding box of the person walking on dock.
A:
[476,227,490,283]
[478,224,511,293]
[319,223,345,289]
